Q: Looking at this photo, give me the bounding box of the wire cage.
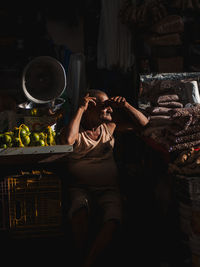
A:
[0,170,63,237]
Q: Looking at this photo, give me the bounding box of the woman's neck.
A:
[81,119,101,131]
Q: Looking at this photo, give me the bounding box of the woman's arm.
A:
[60,94,96,145]
[107,96,149,133]
[60,107,84,145]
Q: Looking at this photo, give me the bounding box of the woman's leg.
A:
[71,207,89,253]
[82,219,120,267]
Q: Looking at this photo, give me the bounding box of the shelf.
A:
[0,145,73,165]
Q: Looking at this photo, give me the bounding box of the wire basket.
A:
[0,170,63,237]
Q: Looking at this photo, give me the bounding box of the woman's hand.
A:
[79,93,96,111]
[107,96,127,108]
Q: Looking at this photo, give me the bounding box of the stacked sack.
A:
[142,80,184,145]
[146,93,183,126]
[141,77,200,267]
[143,80,200,154]
[165,105,200,152]
[144,103,200,153]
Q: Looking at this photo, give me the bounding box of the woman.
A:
[60,89,149,267]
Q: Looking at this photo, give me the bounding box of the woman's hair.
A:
[85,89,108,99]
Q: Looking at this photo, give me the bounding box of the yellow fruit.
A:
[20,129,27,138]
[31,132,40,142]
[4,131,14,136]
[0,144,7,148]
[38,139,45,146]
[22,135,30,146]
[39,132,45,140]
[21,125,30,132]
[4,134,12,144]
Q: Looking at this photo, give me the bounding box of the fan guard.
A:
[22,56,66,104]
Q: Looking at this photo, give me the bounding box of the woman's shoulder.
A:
[102,122,116,136]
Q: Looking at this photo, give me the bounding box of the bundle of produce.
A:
[0,124,56,148]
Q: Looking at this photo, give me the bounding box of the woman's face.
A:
[89,93,113,123]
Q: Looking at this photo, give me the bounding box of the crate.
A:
[174,175,200,266]
[0,170,63,237]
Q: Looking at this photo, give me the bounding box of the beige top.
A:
[66,123,119,186]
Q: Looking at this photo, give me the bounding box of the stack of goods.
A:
[142,79,200,154]
[169,147,200,267]
[165,105,200,153]
[119,0,168,29]
[144,103,200,154]
[140,75,200,266]
[146,93,183,126]
[148,15,184,73]
[119,0,185,72]
[142,79,184,145]
[120,0,200,28]
[143,93,182,146]
[143,82,200,266]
